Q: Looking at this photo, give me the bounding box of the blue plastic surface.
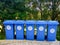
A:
[15,20,25,24]
[47,21,59,25]
[15,20,25,40]
[3,20,15,24]
[36,21,47,24]
[36,21,47,41]
[26,20,35,40]
[3,20,15,39]
[26,20,36,24]
[47,21,59,41]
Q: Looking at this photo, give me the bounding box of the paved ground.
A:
[0,40,60,45]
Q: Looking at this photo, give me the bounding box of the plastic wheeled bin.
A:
[36,21,47,41]
[15,20,25,40]
[47,21,59,41]
[3,20,15,39]
[26,20,35,40]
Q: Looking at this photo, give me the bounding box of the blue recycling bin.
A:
[15,20,25,40]
[47,21,59,41]
[36,21,47,41]
[26,20,35,40]
[3,20,15,39]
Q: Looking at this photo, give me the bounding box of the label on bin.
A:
[6,25,11,30]
[28,26,33,31]
[39,26,44,31]
[17,26,22,30]
[50,28,55,33]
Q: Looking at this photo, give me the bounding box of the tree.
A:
[51,0,59,20]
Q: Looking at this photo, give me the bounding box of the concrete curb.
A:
[0,40,60,45]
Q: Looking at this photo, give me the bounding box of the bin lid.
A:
[15,20,25,24]
[3,20,15,24]
[36,20,47,24]
[26,20,36,24]
[47,21,59,25]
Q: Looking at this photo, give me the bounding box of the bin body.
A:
[3,20,15,39]
[15,20,25,40]
[36,21,47,41]
[26,20,35,40]
[47,21,59,41]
